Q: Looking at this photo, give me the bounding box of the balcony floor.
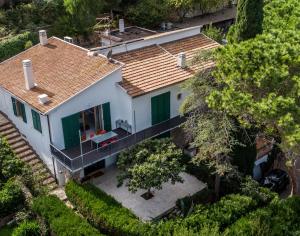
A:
[62,128,131,159]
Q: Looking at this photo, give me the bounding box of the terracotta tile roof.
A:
[113,34,219,97]
[0,37,121,114]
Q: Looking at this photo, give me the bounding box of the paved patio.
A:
[91,166,206,221]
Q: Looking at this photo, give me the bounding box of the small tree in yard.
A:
[117,138,185,199]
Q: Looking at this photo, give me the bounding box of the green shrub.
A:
[66,180,151,236]
[32,195,103,236]
[226,196,300,235]
[0,179,25,218]
[12,221,41,236]
[203,24,223,43]
[179,194,258,232]
[0,137,24,184]
[0,32,38,62]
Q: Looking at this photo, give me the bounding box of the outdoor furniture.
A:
[91,131,118,151]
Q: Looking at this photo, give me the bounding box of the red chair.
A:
[109,137,118,143]
[90,132,95,138]
[81,134,86,141]
[99,130,107,135]
[100,142,109,147]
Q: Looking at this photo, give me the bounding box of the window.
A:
[11,97,27,123]
[31,110,42,133]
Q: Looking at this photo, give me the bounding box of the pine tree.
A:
[228,0,264,42]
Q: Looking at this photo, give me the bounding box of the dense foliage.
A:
[66,180,283,235]
[225,196,300,235]
[66,180,149,236]
[12,221,41,236]
[32,195,103,236]
[0,137,24,184]
[117,138,185,196]
[208,0,300,193]
[0,179,25,218]
[227,0,263,42]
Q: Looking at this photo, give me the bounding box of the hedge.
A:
[0,179,25,218]
[0,32,38,62]
[12,221,41,236]
[32,195,103,236]
[66,180,151,236]
[226,196,300,235]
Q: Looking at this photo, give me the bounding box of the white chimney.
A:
[22,59,36,90]
[38,94,49,104]
[39,30,48,46]
[177,52,186,68]
[119,19,125,33]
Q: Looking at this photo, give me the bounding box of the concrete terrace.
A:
[91,166,206,221]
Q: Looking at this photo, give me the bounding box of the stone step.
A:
[10,140,27,150]
[35,168,48,176]
[21,154,37,163]
[5,132,21,141]
[47,182,58,192]
[28,158,41,166]
[0,123,14,132]
[7,136,23,146]
[18,149,35,159]
[0,127,17,136]
[31,163,44,171]
[0,121,10,128]
[43,176,56,186]
[14,145,31,155]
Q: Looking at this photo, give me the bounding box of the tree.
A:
[202,23,223,44]
[117,138,185,198]
[227,0,263,43]
[180,64,242,199]
[207,29,300,194]
[55,0,104,37]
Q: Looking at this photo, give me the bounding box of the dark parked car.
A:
[260,169,289,193]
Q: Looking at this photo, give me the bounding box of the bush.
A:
[12,221,41,236]
[0,32,38,62]
[203,24,223,43]
[226,196,300,235]
[0,179,25,218]
[32,195,103,236]
[0,137,24,184]
[66,180,151,236]
[178,194,258,232]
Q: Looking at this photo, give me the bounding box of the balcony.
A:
[50,115,186,172]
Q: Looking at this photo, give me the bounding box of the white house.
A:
[0,26,219,184]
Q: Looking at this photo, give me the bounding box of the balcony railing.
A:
[50,115,186,172]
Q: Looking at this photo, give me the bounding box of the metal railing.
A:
[50,115,186,172]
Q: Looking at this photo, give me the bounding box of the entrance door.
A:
[151,92,170,125]
[62,113,80,149]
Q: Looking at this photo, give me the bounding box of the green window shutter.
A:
[102,102,112,131]
[151,92,170,125]
[62,113,80,149]
[11,97,17,116]
[20,103,27,123]
[32,110,42,133]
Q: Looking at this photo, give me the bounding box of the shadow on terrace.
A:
[50,116,185,172]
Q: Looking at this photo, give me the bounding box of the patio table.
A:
[91,131,118,151]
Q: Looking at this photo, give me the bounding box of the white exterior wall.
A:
[0,87,54,173]
[48,68,133,150]
[132,83,187,132]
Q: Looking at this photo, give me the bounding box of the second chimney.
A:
[39,30,48,46]
[177,52,186,68]
[119,19,125,33]
[23,59,35,90]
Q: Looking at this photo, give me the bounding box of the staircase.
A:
[0,112,58,192]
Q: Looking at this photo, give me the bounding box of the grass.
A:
[0,225,16,236]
